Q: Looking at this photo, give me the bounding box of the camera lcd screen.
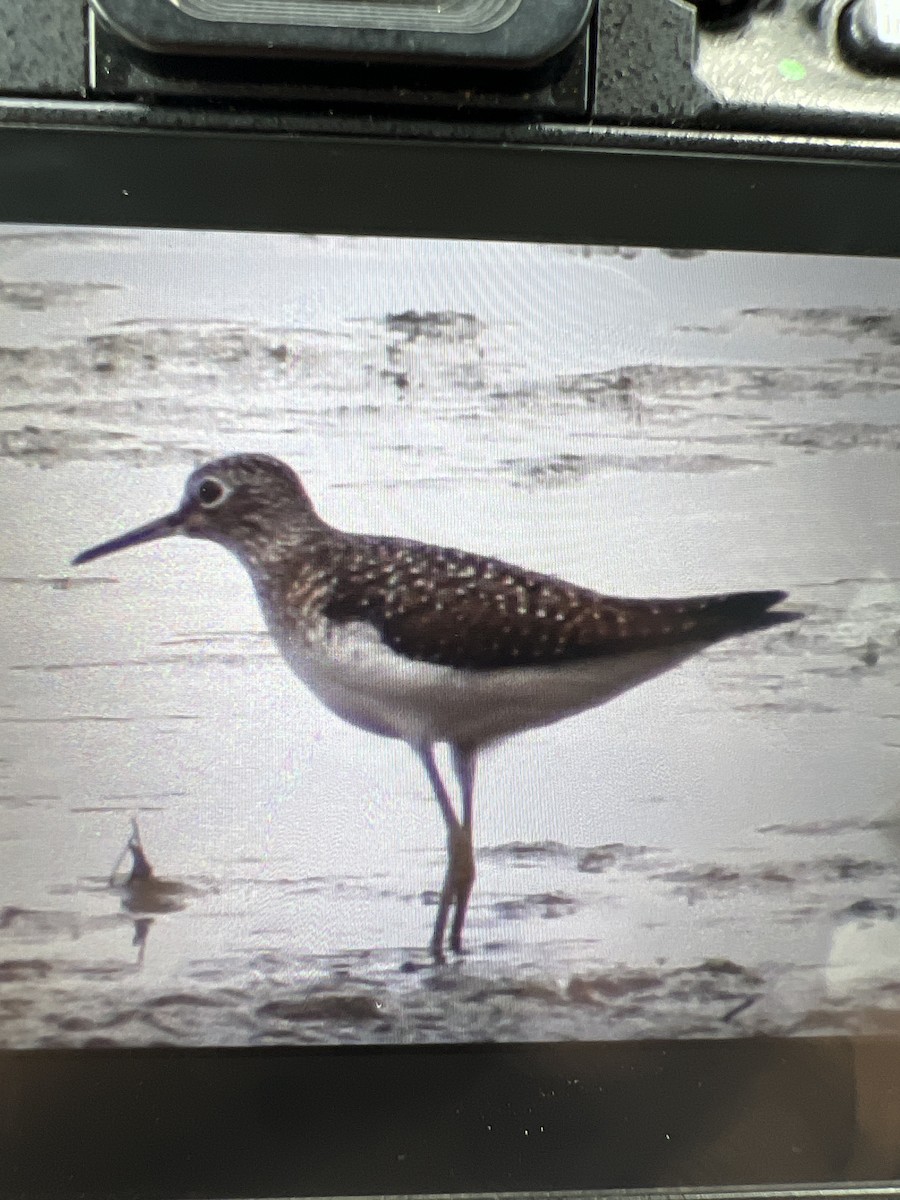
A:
[2,223,900,1052]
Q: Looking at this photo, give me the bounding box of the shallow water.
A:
[2,229,900,1047]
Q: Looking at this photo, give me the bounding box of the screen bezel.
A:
[2,122,900,1200]
[0,123,897,255]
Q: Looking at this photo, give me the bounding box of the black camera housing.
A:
[2,0,900,135]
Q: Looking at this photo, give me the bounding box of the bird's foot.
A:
[429,938,447,966]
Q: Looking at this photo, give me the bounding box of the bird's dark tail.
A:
[709,589,801,633]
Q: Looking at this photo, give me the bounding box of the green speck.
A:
[778,58,807,82]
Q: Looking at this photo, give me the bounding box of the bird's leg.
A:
[449,745,477,956]
[417,744,465,965]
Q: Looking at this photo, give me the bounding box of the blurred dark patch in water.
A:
[0,574,115,589]
[553,370,645,417]
[0,907,81,937]
[480,842,660,886]
[843,898,897,919]
[482,840,569,863]
[0,958,51,982]
[1,714,138,725]
[566,968,662,1002]
[54,1010,139,1033]
[577,843,655,873]
[0,793,55,810]
[0,280,119,312]
[0,424,208,467]
[259,994,384,1022]
[85,788,183,803]
[655,854,896,900]
[149,992,227,1009]
[760,816,900,837]
[578,847,618,873]
[802,574,900,590]
[562,359,899,403]
[661,865,742,886]
[12,650,275,673]
[504,450,767,486]
[822,856,888,881]
[732,699,840,715]
[464,980,561,1004]
[162,631,269,649]
[70,806,166,815]
[383,311,482,344]
[558,246,708,261]
[743,306,900,346]
[493,893,578,921]
[772,422,900,453]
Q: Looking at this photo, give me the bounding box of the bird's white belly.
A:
[274,619,696,748]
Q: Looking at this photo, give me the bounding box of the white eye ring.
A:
[197,476,229,509]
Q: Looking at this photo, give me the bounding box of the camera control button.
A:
[841,0,900,70]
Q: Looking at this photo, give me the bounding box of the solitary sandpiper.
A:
[74,453,799,961]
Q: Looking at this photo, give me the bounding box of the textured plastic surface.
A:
[594,0,900,132]
[693,0,900,132]
[595,0,713,121]
[1,0,899,133]
[0,0,86,97]
[90,0,593,65]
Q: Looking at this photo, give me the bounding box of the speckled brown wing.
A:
[322,534,793,672]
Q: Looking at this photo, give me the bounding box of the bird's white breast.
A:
[268,617,696,749]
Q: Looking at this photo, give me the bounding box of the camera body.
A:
[2,8,900,1200]
[1,0,899,146]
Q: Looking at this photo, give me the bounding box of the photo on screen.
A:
[1,226,899,1048]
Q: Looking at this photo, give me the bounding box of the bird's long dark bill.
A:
[72,510,184,566]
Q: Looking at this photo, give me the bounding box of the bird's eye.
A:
[197,477,227,508]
